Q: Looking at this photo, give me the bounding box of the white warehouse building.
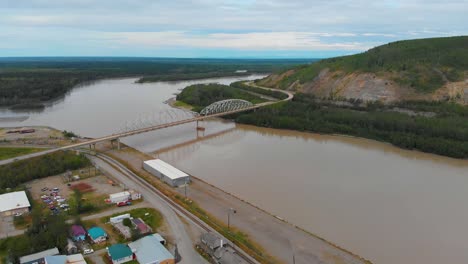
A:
[0,191,31,217]
[143,159,190,187]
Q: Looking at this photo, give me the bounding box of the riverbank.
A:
[173,80,468,160]
[103,143,371,264]
[0,126,75,147]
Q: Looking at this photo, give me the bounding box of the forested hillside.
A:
[259,36,468,103]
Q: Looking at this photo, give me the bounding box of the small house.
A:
[107,244,133,264]
[71,225,86,241]
[201,232,225,252]
[66,239,78,255]
[128,234,174,264]
[88,226,108,243]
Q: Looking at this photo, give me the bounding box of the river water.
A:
[1,77,468,264]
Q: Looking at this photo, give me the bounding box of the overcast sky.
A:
[1,0,466,58]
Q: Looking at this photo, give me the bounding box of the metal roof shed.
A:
[143,159,190,187]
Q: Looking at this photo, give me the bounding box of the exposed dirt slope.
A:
[258,36,468,104]
[259,69,468,104]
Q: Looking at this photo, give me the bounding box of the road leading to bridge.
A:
[0,82,293,165]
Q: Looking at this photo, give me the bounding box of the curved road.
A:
[88,154,208,264]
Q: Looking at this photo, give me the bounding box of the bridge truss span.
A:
[200,99,254,116]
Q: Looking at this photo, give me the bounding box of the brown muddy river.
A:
[158,123,468,264]
[1,77,468,264]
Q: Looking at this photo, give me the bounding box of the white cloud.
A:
[104,31,371,51]
[0,0,466,56]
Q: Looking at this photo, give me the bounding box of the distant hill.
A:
[258,36,468,103]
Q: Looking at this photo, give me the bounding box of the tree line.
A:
[0,151,90,191]
[176,83,267,111]
[234,94,468,159]
[267,36,468,92]
[0,58,308,107]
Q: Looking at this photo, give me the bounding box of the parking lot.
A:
[28,174,128,216]
[29,174,125,201]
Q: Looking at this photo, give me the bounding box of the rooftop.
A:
[66,254,87,264]
[0,191,31,213]
[144,159,189,180]
[71,225,86,236]
[44,255,66,264]
[201,232,225,249]
[128,234,174,263]
[87,226,107,240]
[109,191,130,199]
[20,247,59,264]
[108,244,133,261]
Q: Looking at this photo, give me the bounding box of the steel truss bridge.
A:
[4,83,293,161]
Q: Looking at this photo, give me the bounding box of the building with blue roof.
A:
[87,226,108,243]
[128,234,174,264]
[44,255,66,264]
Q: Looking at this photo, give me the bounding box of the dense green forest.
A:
[0,58,310,107]
[176,82,468,158]
[176,83,267,111]
[272,36,468,92]
[1,207,69,263]
[0,151,90,191]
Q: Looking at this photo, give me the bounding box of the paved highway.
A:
[88,154,208,264]
[92,152,259,264]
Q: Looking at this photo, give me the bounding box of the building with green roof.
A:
[107,244,133,264]
[88,226,107,243]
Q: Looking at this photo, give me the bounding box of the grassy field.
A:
[0,147,43,160]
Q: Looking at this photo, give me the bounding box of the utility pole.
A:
[227,208,236,230]
[288,237,296,264]
[184,179,188,199]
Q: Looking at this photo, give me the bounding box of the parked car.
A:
[80,242,94,255]
[117,201,132,207]
[14,212,23,217]
[41,187,49,192]
[57,198,66,203]
[52,187,59,192]
[54,196,62,200]
[41,195,49,199]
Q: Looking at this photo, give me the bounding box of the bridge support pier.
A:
[196,120,205,138]
[111,138,121,150]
